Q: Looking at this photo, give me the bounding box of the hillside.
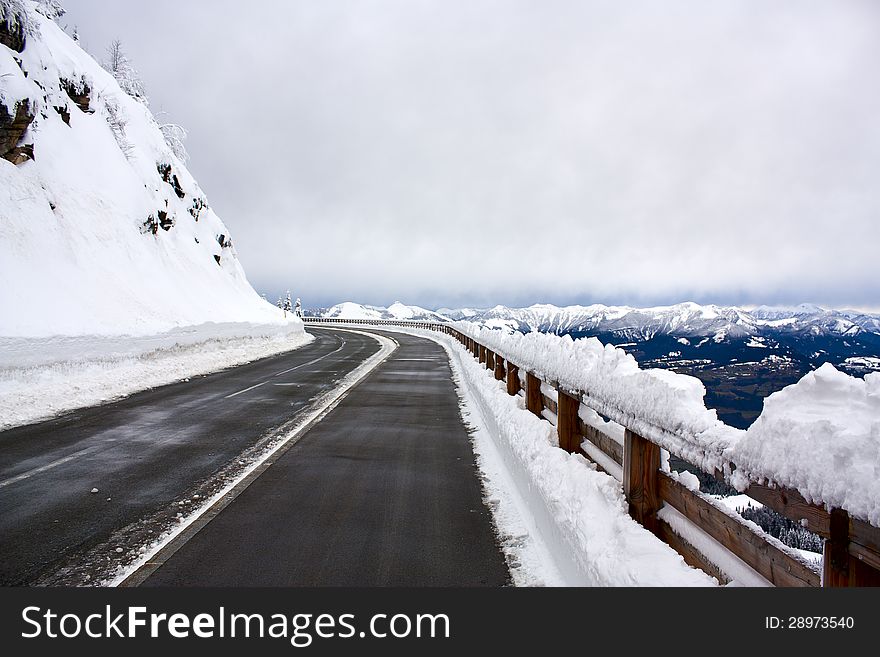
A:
[0,1,282,336]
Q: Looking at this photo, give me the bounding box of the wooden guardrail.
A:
[304,317,880,587]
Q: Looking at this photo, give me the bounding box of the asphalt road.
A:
[0,328,380,585]
[141,331,511,586]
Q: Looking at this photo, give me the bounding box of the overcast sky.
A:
[63,1,880,311]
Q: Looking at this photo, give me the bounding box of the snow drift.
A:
[451,321,880,527]
[453,322,744,476]
[0,2,285,337]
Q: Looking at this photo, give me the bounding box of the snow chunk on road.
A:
[730,363,880,525]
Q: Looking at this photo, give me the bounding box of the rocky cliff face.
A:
[0,2,283,336]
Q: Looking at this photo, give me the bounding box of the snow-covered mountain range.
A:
[308,301,449,323]
[310,300,880,428]
[444,301,880,341]
[0,1,282,336]
[312,301,880,342]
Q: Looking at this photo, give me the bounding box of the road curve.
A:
[0,328,381,585]
[140,331,511,587]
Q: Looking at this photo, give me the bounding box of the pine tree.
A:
[36,0,64,21]
[159,121,189,162]
[283,292,292,313]
[102,39,148,105]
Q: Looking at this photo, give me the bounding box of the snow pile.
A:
[731,364,880,525]
[396,326,716,586]
[0,322,314,429]
[0,2,285,336]
[454,322,743,474]
[459,321,880,525]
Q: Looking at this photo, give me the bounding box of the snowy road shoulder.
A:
[0,320,314,430]
[372,325,717,587]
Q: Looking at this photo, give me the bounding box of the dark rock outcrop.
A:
[1,99,34,164]
[157,162,185,199]
[157,210,174,231]
[141,215,159,235]
[0,15,26,52]
[54,105,70,126]
[61,78,91,113]
[189,197,207,221]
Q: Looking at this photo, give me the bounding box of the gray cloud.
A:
[64,0,880,310]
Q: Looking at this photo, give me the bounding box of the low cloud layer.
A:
[65,1,880,310]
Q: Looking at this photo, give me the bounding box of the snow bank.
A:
[454,323,743,475]
[457,322,879,526]
[0,322,313,429]
[730,364,880,525]
[390,326,716,586]
[1,3,284,336]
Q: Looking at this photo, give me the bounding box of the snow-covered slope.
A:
[319,301,450,323]
[0,2,284,336]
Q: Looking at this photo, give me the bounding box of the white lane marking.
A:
[273,383,300,387]
[224,381,269,399]
[0,444,104,489]
[112,328,398,587]
[273,338,347,377]
[224,337,348,399]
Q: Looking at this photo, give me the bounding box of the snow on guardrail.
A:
[448,321,879,526]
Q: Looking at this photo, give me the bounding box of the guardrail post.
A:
[525,372,543,417]
[494,356,505,381]
[824,509,851,587]
[623,429,662,534]
[557,390,580,453]
[507,364,520,395]
[479,345,486,364]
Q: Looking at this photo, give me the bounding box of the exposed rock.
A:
[1,99,34,164]
[189,197,207,221]
[0,15,26,53]
[157,210,174,231]
[5,143,33,164]
[157,162,185,199]
[54,105,70,126]
[61,78,92,113]
[140,215,159,235]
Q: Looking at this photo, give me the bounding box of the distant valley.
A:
[308,301,880,429]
